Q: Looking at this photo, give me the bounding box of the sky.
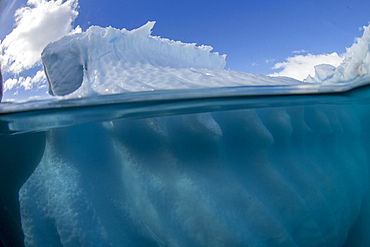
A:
[1,0,370,101]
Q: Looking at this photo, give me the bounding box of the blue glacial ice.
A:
[17,101,370,247]
[13,21,370,246]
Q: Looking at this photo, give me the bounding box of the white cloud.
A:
[0,0,80,74]
[292,49,308,54]
[269,52,344,81]
[4,69,47,91]
[4,78,18,91]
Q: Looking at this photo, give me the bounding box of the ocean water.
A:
[1,85,370,246]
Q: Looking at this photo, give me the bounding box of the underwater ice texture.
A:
[16,99,370,247]
[9,22,370,246]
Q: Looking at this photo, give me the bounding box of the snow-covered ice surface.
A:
[41,21,302,98]
[306,24,370,85]
[40,21,370,101]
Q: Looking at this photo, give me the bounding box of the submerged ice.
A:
[19,102,370,246]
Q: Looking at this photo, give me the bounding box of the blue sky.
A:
[1,0,370,101]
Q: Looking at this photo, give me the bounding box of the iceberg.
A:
[1,21,370,247]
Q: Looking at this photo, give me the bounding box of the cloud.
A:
[0,0,81,74]
[269,52,344,81]
[4,78,18,92]
[4,69,47,92]
[292,49,308,54]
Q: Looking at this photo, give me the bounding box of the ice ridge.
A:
[42,21,370,99]
[306,23,370,85]
[41,21,302,98]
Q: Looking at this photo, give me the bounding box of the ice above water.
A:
[306,24,370,85]
[41,21,370,99]
[41,21,304,98]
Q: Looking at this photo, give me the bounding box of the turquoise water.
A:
[1,85,370,246]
